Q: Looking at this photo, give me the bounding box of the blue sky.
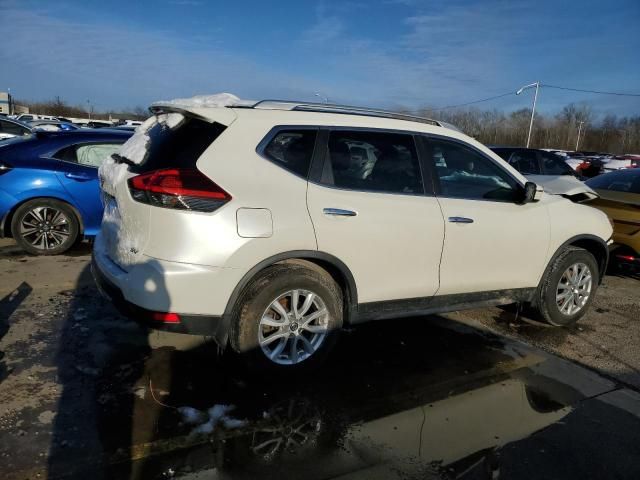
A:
[1,0,639,117]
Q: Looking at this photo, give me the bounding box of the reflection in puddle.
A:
[41,315,638,480]
[121,321,582,479]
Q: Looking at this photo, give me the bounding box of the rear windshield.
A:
[130,115,226,173]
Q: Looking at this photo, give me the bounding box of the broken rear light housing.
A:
[128,168,231,212]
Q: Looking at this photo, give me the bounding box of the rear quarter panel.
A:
[142,111,318,269]
[0,168,79,235]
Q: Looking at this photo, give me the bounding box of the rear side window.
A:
[321,130,423,195]
[263,129,317,178]
[132,116,226,173]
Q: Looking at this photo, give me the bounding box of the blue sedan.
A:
[0,129,132,254]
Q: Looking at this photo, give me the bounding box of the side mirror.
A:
[519,181,542,204]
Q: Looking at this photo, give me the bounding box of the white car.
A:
[92,95,613,370]
[490,147,598,201]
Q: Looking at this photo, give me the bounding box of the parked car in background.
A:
[490,147,597,200]
[15,114,59,122]
[0,117,32,140]
[602,155,640,171]
[92,96,612,371]
[586,169,640,269]
[84,120,114,129]
[576,157,606,178]
[0,129,132,254]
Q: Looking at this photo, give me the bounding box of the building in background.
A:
[0,92,28,115]
[0,92,12,114]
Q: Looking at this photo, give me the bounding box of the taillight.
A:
[128,168,231,212]
[0,161,13,176]
[150,312,181,323]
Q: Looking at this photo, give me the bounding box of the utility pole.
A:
[87,99,91,120]
[516,81,540,148]
[575,121,585,151]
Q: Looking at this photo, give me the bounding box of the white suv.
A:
[92,96,612,370]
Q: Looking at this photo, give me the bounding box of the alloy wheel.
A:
[19,206,71,251]
[556,262,592,316]
[258,289,329,365]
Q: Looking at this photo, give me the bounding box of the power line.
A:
[541,84,640,97]
[431,91,515,111]
[428,82,640,112]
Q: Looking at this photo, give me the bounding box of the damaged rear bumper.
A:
[91,252,228,342]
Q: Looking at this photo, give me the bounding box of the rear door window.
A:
[263,129,317,178]
[321,130,423,195]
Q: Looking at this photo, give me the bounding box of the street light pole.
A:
[516,81,540,148]
[575,121,585,151]
[87,99,91,120]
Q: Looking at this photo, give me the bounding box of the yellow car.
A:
[586,168,640,268]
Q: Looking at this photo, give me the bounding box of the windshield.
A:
[586,169,640,194]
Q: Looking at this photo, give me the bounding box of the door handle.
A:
[448,216,474,224]
[65,172,92,181]
[323,208,357,217]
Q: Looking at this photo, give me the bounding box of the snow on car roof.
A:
[151,92,255,109]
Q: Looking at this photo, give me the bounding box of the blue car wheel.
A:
[10,198,80,255]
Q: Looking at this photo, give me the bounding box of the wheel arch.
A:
[219,250,359,345]
[544,234,609,285]
[2,196,85,238]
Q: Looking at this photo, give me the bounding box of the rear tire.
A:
[10,199,80,255]
[230,263,343,372]
[534,247,599,326]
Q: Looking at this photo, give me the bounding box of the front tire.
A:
[10,199,80,255]
[230,263,343,372]
[534,247,599,326]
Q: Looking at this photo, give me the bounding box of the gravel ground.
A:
[1,237,640,479]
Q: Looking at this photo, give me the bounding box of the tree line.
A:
[16,96,640,154]
[15,96,148,122]
[413,103,640,154]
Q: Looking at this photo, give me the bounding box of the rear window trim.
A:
[255,125,320,181]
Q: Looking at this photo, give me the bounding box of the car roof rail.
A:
[246,100,445,127]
